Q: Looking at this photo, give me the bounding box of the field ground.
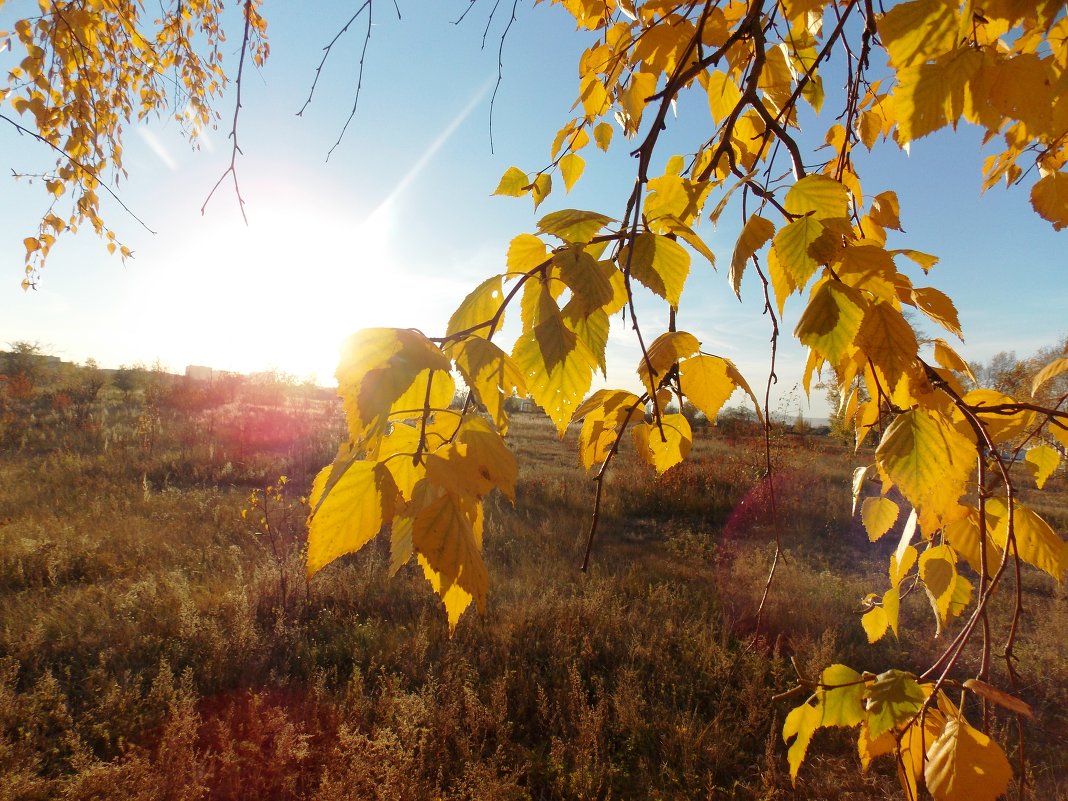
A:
[0,383,1065,800]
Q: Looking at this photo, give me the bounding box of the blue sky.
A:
[1,1,1065,418]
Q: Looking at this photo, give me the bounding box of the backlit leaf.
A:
[1030,171,1068,230]
[876,409,975,532]
[795,280,867,366]
[863,670,925,739]
[773,215,824,288]
[785,174,850,219]
[925,718,1012,801]
[988,499,1067,580]
[451,338,527,435]
[862,496,899,542]
[447,275,504,338]
[639,331,701,394]
[1024,444,1060,489]
[538,209,613,243]
[513,316,596,435]
[308,460,397,577]
[632,413,692,474]
[1032,356,1068,396]
[911,286,962,339]
[678,354,739,421]
[878,0,958,69]
[782,701,821,784]
[730,214,775,298]
[625,231,691,306]
[559,152,585,192]
[507,233,550,276]
[411,483,488,615]
[962,679,1033,719]
[337,329,452,444]
[494,166,529,196]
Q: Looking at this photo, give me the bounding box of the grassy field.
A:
[0,374,1065,800]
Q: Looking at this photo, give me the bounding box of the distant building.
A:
[185,365,213,382]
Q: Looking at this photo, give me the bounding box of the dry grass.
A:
[0,384,1064,800]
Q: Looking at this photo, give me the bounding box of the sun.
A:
[130,176,422,385]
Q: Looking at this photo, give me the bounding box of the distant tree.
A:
[112,364,145,403]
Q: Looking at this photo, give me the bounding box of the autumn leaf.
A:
[623,232,690,306]
[862,496,899,542]
[307,459,398,578]
[925,718,1013,801]
[730,214,775,297]
[632,413,692,474]
[876,409,975,532]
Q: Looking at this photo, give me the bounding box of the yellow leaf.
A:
[388,368,455,423]
[861,605,890,643]
[862,496,899,542]
[1024,444,1060,489]
[782,701,821,784]
[507,233,549,275]
[372,423,425,500]
[898,708,947,801]
[512,315,596,435]
[988,499,1067,581]
[678,354,739,421]
[307,460,397,578]
[573,389,642,470]
[924,718,1013,801]
[863,669,925,739]
[855,301,918,391]
[555,247,615,313]
[450,338,526,435]
[390,514,413,576]
[658,216,716,266]
[795,279,867,366]
[919,544,962,632]
[944,506,1002,578]
[1032,356,1068,396]
[730,214,775,298]
[621,70,657,131]
[531,173,552,210]
[538,208,613,243]
[704,69,741,123]
[564,304,611,374]
[559,152,585,192]
[773,215,824,288]
[418,554,473,631]
[958,389,1035,444]
[869,191,902,231]
[785,174,850,220]
[624,231,691,306]
[1030,171,1068,230]
[336,329,452,444]
[892,248,940,272]
[593,120,613,151]
[911,286,962,339]
[426,416,517,502]
[877,409,976,533]
[934,338,977,383]
[890,543,918,586]
[494,166,529,197]
[638,331,701,394]
[411,484,488,615]
[632,413,692,474]
[891,48,982,143]
[858,718,897,771]
[878,0,958,69]
[818,664,865,727]
[447,275,504,339]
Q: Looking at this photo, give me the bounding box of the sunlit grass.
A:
[0,382,1064,799]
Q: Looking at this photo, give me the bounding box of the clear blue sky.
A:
[1,1,1065,418]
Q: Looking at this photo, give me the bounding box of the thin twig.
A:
[201,0,254,221]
